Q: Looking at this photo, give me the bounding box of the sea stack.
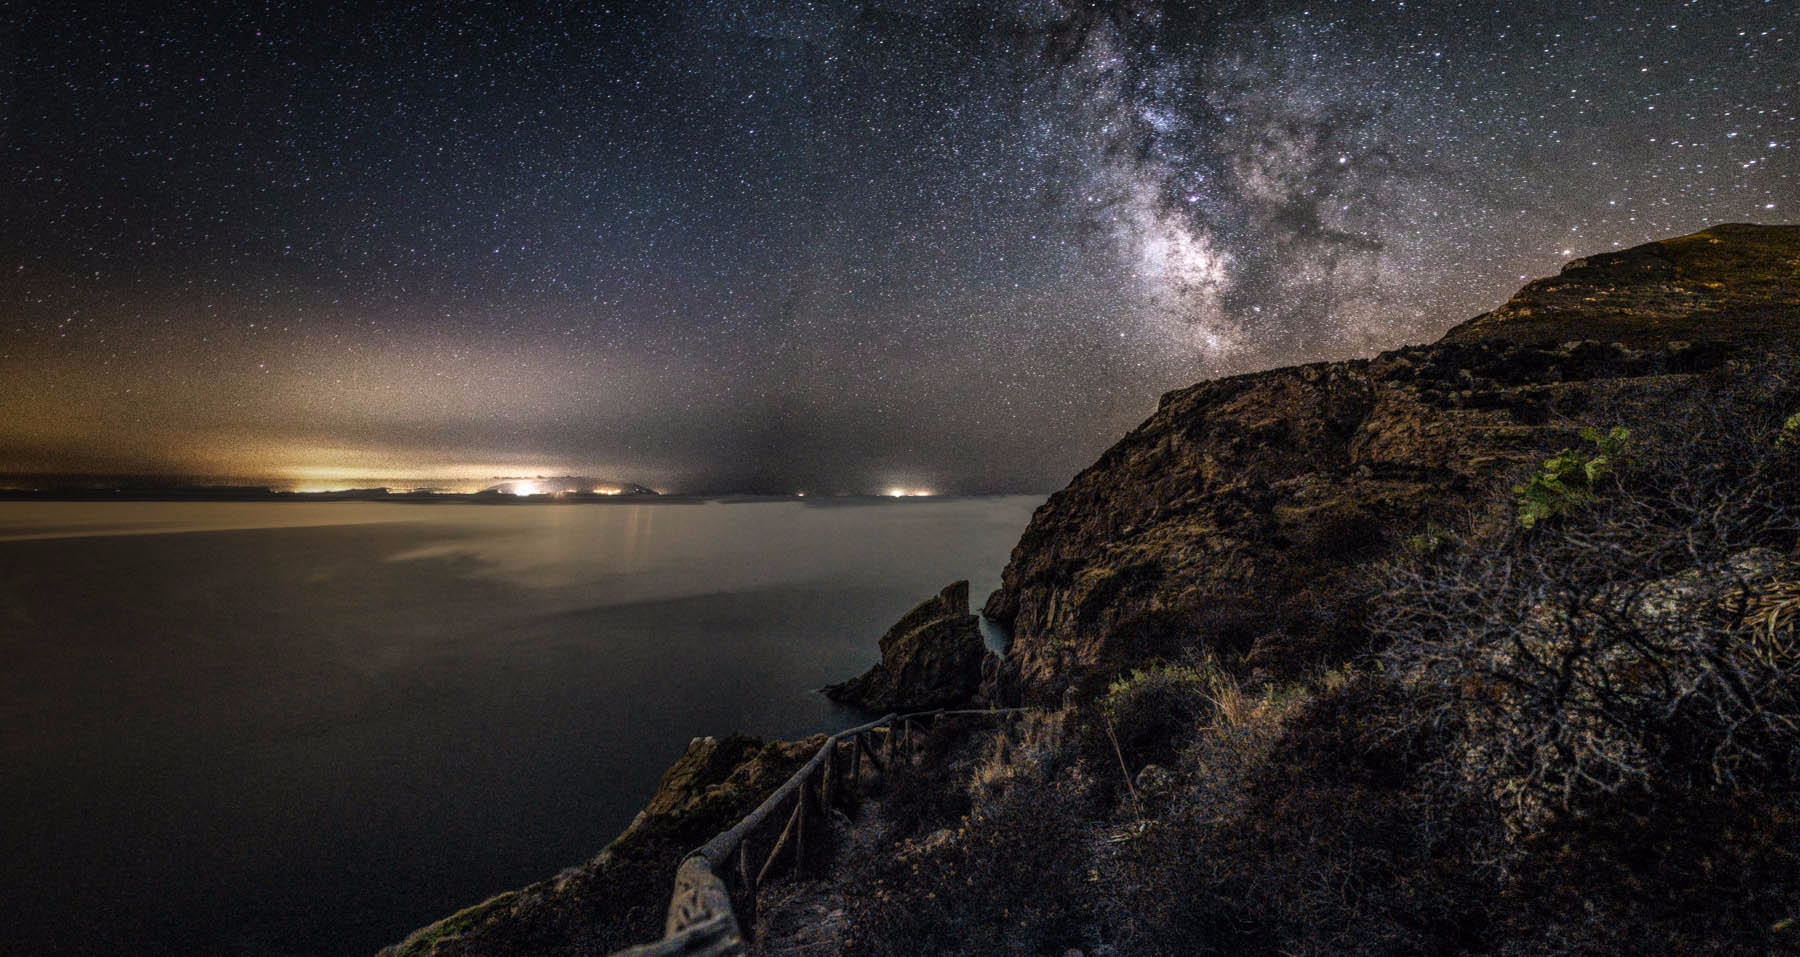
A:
[824,580,991,711]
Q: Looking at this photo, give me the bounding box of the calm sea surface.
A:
[0,497,1041,955]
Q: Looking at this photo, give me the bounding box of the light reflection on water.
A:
[0,497,1040,956]
[375,500,1026,601]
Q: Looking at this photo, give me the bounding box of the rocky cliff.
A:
[983,223,1800,703]
[823,580,991,711]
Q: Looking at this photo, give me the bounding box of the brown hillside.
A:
[984,223,1800,703]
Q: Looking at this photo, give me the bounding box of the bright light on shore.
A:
[885,488,935,498]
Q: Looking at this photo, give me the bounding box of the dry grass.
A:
[1100,356,1800,953]
[811,356,1800,955]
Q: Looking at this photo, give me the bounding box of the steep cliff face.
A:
[984,223,1800,703]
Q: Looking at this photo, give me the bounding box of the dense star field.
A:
[1,0,1792,492]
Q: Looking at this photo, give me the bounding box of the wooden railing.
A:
[611,708,1024,956]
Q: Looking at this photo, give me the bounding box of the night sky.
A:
[2,1,1792,493]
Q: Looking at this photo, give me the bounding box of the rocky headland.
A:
[384,224,1800,955]
[984,222,1800,703]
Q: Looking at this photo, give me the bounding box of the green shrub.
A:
[1778,409,1800,447]
[1513,424,1630,528]
[1099,662,1216,718]
[1402,520,1456,556]
[1097,661,1218,773]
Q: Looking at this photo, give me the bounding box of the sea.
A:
[0,495,1041,955]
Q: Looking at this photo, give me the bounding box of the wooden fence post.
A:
[851,733,880,773]
[795,772,807,875]
[756,795,805,890]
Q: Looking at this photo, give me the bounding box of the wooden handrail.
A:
[610,707,1025,956]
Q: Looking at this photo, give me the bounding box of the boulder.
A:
[824,580,992,711]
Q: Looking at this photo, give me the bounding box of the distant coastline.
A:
[0,485,1005,505]
[0,485,669,504]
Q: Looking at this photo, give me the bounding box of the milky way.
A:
[1,1,1792,492]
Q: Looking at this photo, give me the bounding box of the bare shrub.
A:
[1359,355,1800,948]
[837,357,1800,956]
[1091,358,1800,955]
[864,714,1035,846]
[839,729,1102,956]
[1106,675,1487,956]
[1379,357,1800,833]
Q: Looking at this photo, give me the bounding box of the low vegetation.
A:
[1511,424,1630,528]
[821,356,1800,955]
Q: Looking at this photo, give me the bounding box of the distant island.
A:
[0,476,662,503]
[0,480,972,504]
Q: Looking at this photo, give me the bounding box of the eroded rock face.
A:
[824,580,992,711]
[983,224,1800,705]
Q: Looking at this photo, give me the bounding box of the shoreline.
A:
[0,489,1036,506]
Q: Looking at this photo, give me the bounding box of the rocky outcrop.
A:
[983,223,1800,704]
[824,580,991,711]
[1443,223,1800,347]
[379,734,819,957]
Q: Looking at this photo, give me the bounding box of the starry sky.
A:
[1,0,1792,493]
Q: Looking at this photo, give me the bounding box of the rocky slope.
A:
[379,734,820,957]
[983,223,1800,704]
